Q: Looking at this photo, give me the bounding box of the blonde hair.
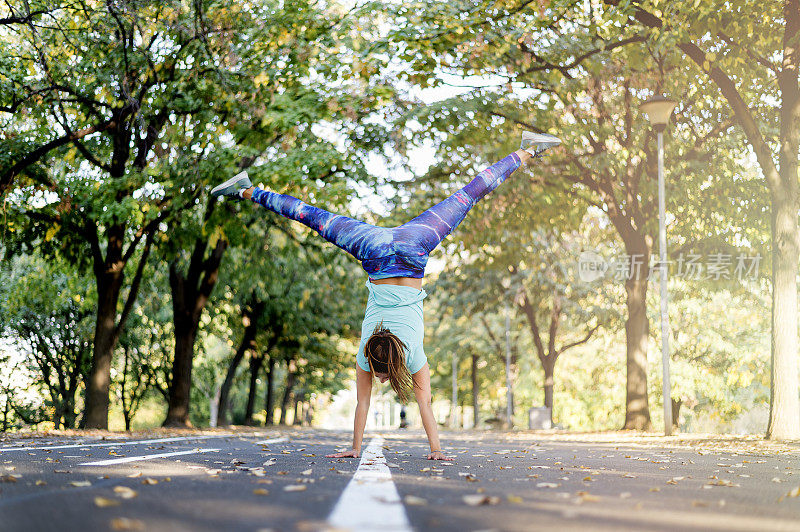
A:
[364,322,414,403]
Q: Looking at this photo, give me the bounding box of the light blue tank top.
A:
[356,280,428,374]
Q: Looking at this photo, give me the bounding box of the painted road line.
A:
[254,437,288,445]
[0,434,234,453]
[79,448,220,466]
[327,436,412,532]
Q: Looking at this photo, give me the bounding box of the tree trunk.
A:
[767,184,800,439]
[471,353,479,428]
[244,355,264,426]
[671,398,682,430]
[84,268,124,429]
[279,358,296,425]
[163,316,199,427]
[84,225,153,429]
[163,236,227,427]
[623,273,652,430]
[543,357,555,425]
[293,391,304,426]
[216,306,261,426]
[264,357,276,426]
[619,231,653,431]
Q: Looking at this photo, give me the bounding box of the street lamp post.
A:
[504,300,513,428]
[640,95,678,436]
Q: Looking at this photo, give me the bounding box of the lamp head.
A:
[640,96,677,132]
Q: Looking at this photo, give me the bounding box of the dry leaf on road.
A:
[94,497,121,508]
[113,486,138,499]
[110,517,145,531]
[404,495,427,506]
[778,486,800,502]
[463,494,500,506]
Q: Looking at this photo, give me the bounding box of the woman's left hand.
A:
[427,451,454,461]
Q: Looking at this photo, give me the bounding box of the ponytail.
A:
[364,322,414,403]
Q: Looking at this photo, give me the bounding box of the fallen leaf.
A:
[577,491,601,503]
[458,472,479,482]
[70,481,92,487]
[507,495,523,504]
[462,494,500,506]
[127,472,142,478]
[537,482,560,488]
[263,459,276,466]
[35,480,47,486]
[253,488,269,495]
[404,495,427,505]
[110,517,145,531]
[113,486,138,499]
[141,478,158,485]
[649,487,660,492]
[283,485,307,492]
[1,475,18,483]
[692,500,708,507]
[94,496,121,508]
[301,469,312,476]
[705,479,739,487]
[779,486,800,502]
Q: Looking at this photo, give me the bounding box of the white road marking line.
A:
[79,448,220,466]
[0,434,234,453]
[254,437,288,445]
[327,436,412,532]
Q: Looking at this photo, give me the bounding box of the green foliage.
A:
[0,253,94,428]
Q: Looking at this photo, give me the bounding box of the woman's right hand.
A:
[325,449,360,458]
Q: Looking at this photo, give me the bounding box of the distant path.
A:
[1,428,799,531]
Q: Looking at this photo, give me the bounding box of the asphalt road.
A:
[1,429,799,531]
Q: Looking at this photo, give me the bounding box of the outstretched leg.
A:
[249,187,392,261]
[395,150,529,255]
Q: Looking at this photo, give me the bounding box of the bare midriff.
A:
[369,276,423,290]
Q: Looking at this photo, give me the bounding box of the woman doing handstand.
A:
[211,132,560,460]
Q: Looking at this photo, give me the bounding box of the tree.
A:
[599,0,800,440]
[1,1,238,428]
[2,0,398,429]
[388,0,767,431]
[162,200,228,427]
[0,255,93,428]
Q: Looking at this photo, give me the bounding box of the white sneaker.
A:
[210,171,252,198]
[520,132,561,157]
